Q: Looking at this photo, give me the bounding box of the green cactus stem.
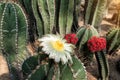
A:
[32,0,44,38]
[46,0,55,33]
[76,25,99,61]
[29,0,81,36]
[22,54,48,76]
[85,0,94,24]
[37,0,50,34]
[58,0,69,35]
[59,0,75,35]
[0,2,28,62]
[106,28,120,54]
[65,0,74,34]
[72,0,81,31]
[22,53,87,80]
[76,25,99,51]
[91,0,107,27]
[0,2,28,79]
[84,0,107,28]
[95,51,109,80]
[18,0,38,42]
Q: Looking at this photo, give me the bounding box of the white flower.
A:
[38,34,74,64]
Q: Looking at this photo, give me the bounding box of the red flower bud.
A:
[87,36,106,52]
[64,33,78,45]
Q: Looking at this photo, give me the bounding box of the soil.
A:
[0,54,10,80]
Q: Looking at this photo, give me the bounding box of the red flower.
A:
[64,33,78,45]
[87,36,106,52]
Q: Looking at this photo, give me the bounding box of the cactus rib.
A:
[59,0,69,35]
[38,0,50,34]
[32,0,44,37]
[92,0,107,27]
[66,0,74,34]
[106,28,120,54]
[0,3,17,54]
[95,51,109,80]
[85,0,94,24]
[46,0,55,33]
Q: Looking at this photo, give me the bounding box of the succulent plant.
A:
[106,28,120,54]
[0,0,111,80]
[18,0,37,42]
[84,0,107,28]
[87,36,109,80]
[76,25,99,61]
[76,25,99,51]
[22,53,87,80]
[0,1,29,79]
[20,0,81,37]
[95,51,109,80]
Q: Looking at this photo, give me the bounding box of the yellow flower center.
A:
[51,40,64,51]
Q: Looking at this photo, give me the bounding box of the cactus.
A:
[59,0,74,35]
[31,0,44,38]
[0,2,29,79]
[76,25,99,61]
[87,36,109,80]
[76,25,99,51]
[106,28,120,54]
[19,0,38,42]
[22,53,87,80]
[18,0,82,37]
[84,0,107,27]
[84,0,95,24]
[31,0,80,37]
[91,0,107,27]
[95,51,109,80]
[37,0,50,34]
[116,59,120,73]
[72,0,81,31]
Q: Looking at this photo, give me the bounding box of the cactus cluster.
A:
[22,53,87,80]
[75,1,110,79]
[19,0,81,38]
[76,25,109,80]
[106,28,120,54]
[0,0,111,80]
[0,1,88,80]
